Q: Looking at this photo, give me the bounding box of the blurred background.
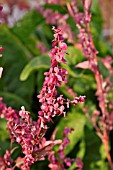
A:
[1,0,113,41]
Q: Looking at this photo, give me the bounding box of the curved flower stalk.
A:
[37,26,85,125]
[0,27,85,169]
[67,0,113,169]
[67,0,107,117]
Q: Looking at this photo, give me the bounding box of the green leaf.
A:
[20,55,50,81]
[11,10,44,40]
[44,4,65,14]
[96,40,110,56]
[11,10,44,55]
[95,144,109,170]
[91,0,103,33]
[91,161,109,170]
[56,107,86,155]
[36,70,45,93]
[0,119,9,141]
[65,46,84,66]
[0,25,34,104]
[83,126,102,170]
[98,59,109,78]
[64,72,96,98]
[0,141,10,156]
[31,160,49,170]
[61,63,77,78]
[35,23,53,49]
[0,92,30,110]
[68,162,76,170]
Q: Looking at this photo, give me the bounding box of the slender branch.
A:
[67,1,113,169]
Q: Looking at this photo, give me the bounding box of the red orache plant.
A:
[37,26,85,123]
[67,0,113,169]
[0,27,85,169]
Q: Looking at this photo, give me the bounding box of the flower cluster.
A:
[48,127,83,170]
[37,7,75,43]
[67,0,108,116]
[37,27,85,126]
[0,27,85,169]
[0,150,14,169]
[0,98,62,170]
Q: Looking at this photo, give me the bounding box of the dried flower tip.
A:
[52,26,61,33]
[21,106,25,110]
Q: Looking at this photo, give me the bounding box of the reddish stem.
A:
[85,19,113,170]
[86,23,108,117]
[67,2,113,169]
[103,130,113,170]
[86,19,113,170]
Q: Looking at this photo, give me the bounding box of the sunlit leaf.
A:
[56,107,86,155]
[0,119,9,141]
[20,55,50,81]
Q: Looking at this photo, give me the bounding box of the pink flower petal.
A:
[75,61,90,69]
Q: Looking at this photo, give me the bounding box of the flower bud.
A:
[59,42,68,50]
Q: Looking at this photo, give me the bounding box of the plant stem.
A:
[103,130,113,170]
[67,2,113,169]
